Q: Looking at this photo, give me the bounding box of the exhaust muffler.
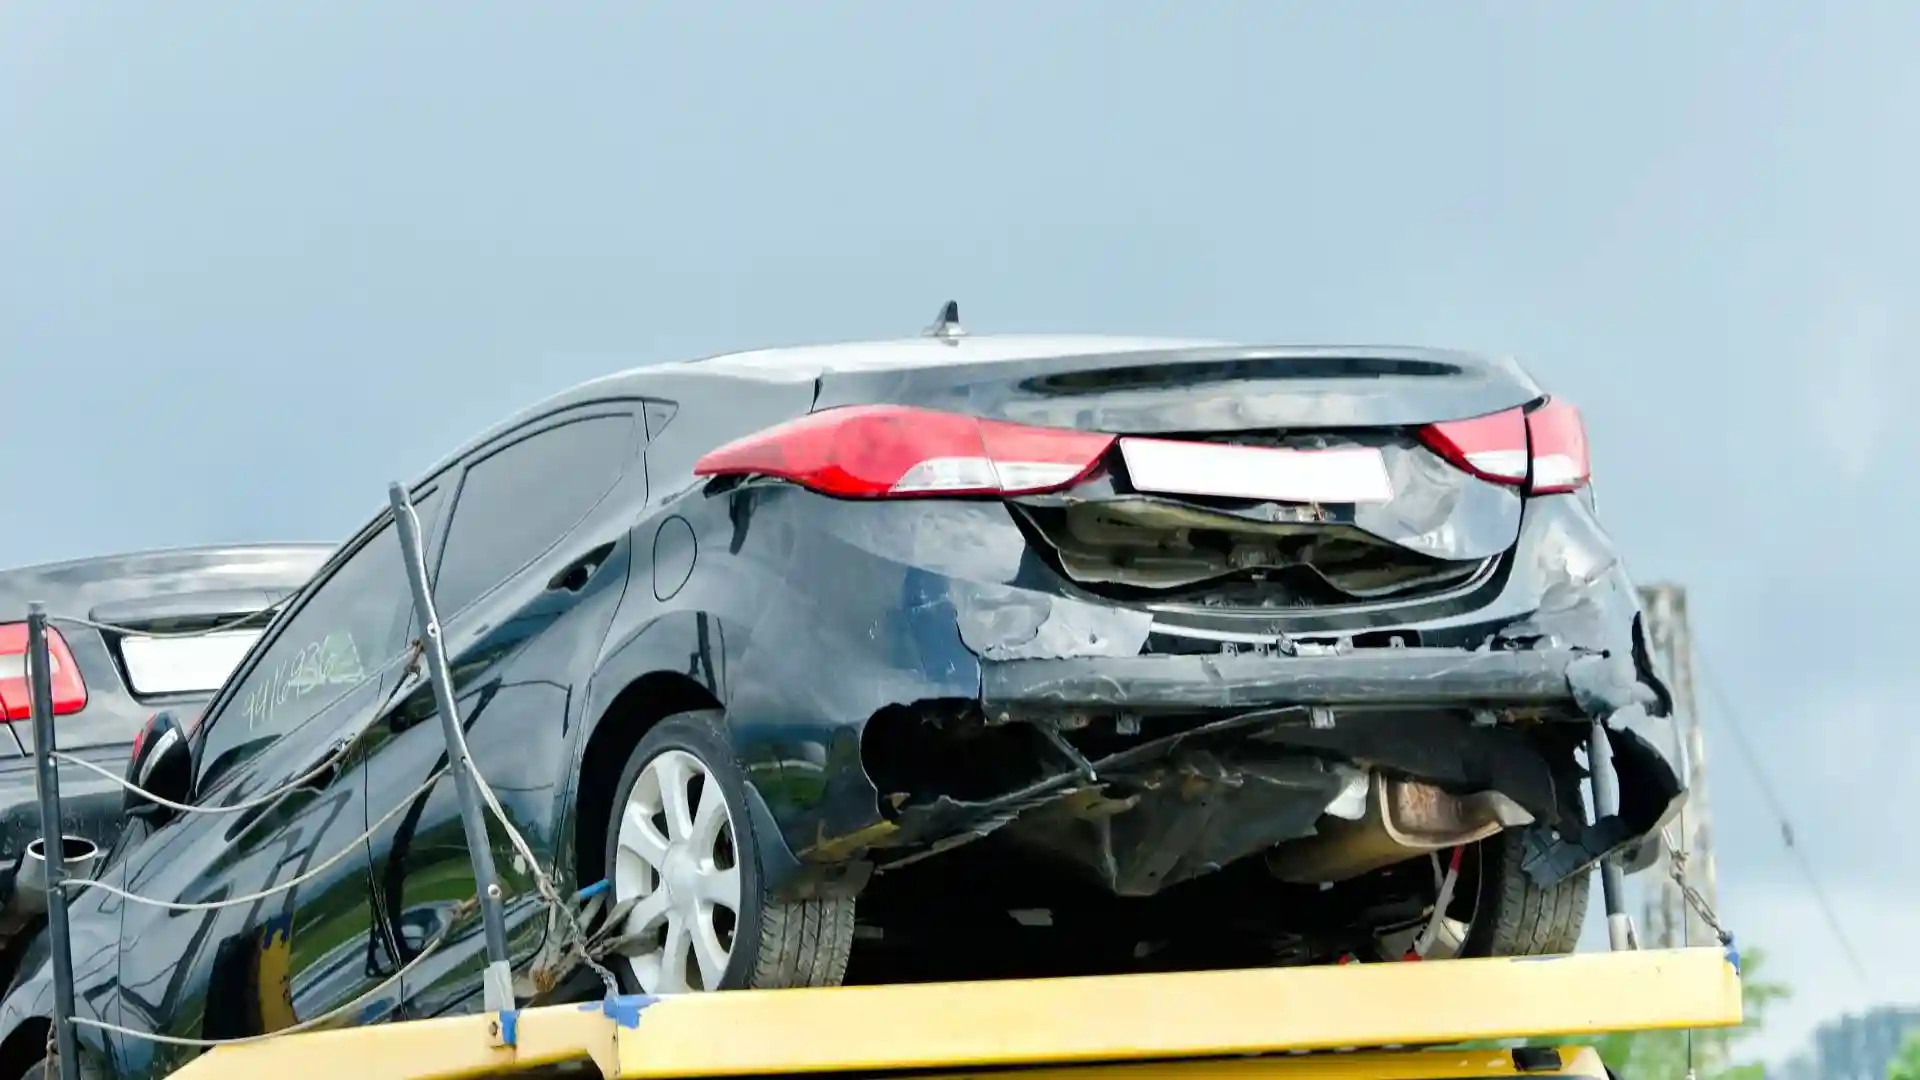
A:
[1267,775,1533,885]
[0,836,102,941]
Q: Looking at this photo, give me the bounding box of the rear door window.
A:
[432,413,635,617]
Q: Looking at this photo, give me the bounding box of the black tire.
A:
[1460,784,1592,957]
[601,710,855,992]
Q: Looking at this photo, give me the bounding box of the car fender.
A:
[0,934,127,1080]
[572,599,896,899]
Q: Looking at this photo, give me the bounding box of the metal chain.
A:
[1662,832,1732,945]
[1660,830,1718,1080]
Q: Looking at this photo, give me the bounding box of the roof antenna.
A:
[923,300,966,343]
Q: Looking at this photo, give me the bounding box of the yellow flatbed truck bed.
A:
[162,946,1742,1080]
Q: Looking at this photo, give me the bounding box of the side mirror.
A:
[124,711,192,824]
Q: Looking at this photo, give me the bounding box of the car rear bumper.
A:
[981,646,1606,713]
[676,484,1680,897]
[975,643,1681,886]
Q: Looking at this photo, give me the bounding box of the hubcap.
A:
[611,749,741,992]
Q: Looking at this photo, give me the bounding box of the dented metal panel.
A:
[978,648,1584,714]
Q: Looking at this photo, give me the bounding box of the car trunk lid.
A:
[816,344,1540,611]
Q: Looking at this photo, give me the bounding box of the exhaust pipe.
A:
[1267,775,1533,885]
[0,836,101,941]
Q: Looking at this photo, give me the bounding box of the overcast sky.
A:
[3,3,1913,1063]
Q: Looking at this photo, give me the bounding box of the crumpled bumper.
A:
[978,639,1684,887]
[981,646,1629,713]
[952,491,1686,888]
[734,486,1682,895]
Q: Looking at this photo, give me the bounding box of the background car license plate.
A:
[119,629,264,696]
[1119,438,1395,504]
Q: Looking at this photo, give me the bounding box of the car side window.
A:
[432,413,635,617]
[196,488,444,790]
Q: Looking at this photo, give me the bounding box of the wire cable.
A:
[39,618,419,816]
[1694,649,1875,995]
[52,740,360,816]
[64,768,445,912]
[50,609,287,641]
[401,645,619,994]
[67,899,469,1048]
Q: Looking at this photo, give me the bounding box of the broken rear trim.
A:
[979,646,1587,713]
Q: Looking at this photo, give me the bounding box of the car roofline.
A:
[402,334,1521,488]
[0,542,337,579]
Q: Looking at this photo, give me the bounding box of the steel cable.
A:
[408,643,619,994]
[63,768,444,912]
[40,596,617,1010]
[66,899,469,1048]
[36,612,421,816]
[1694,650,1875,996]
[52,742,360,817]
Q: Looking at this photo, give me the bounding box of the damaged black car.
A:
[615,313,1682,989]
[0,316,1688,1071]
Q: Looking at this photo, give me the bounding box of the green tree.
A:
[1886,1029,1920,1080]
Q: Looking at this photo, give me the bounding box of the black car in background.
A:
[0,548,330,943]
[0,321,1684,1080]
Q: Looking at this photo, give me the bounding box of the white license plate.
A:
[1119,438,1394,504]
[119,630,264,696]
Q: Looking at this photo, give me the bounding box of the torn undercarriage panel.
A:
[858,639,1681,897]
[862,703,1576,897]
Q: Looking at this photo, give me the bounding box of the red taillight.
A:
[1418,397,1591,495]
[693,405,1118,499]
[1417,407,1530,484]
[1523,397,1590,494]
[0,623,88,722]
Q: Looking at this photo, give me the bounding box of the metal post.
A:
[388,484,516,1014]
[28,604,80,1080]
[1588,716,1633,951]
[1639,584,1718,949]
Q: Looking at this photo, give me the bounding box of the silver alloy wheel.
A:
[611,749,742,992]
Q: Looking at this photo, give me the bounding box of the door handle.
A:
[296,754,341,792]
[546,542,616,594]
[222,740,350,842]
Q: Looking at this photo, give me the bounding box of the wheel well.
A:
[573,671,722,888]
[0,1018,48,1080]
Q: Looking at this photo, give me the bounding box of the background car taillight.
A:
[694,405,1118,498]
[0,623,88,721]
[1417,397,1591,495]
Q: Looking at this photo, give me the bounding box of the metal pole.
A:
[387,485,515,1014]
[1588,716,1633,951]
[28,604,80,1080]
